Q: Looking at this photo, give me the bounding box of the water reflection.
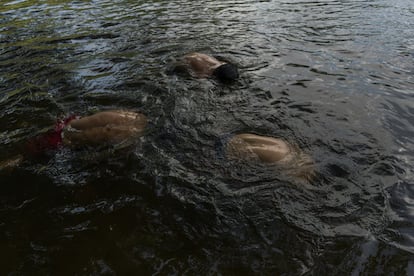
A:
[1,0,414,274]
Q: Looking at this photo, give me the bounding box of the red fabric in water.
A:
[25,115,78,156]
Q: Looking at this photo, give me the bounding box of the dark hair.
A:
[213,63,239,82]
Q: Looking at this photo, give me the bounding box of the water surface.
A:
[1,0,414,274]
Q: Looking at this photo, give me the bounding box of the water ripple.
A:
[1,0,414,274]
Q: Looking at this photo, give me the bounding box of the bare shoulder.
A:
[63,110,147,147]
[68,110,147,130]
[184,52,220,63]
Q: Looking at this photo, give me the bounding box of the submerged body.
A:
[226,133,315,180]
[183,53,226,78]
[63,110,147,146]
[0,110,147,170]
[181,52,239,82]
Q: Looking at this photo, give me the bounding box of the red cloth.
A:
[25,115,78,156]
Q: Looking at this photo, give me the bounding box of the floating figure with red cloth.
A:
[1,110,147,170]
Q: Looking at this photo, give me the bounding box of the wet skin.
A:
[226,133,315,180]
[183,53,226,78]
[0,110,147,170]
[63,110,147,146]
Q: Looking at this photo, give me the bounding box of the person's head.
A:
[213,63,239,82]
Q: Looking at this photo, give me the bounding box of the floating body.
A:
[226,133,315,180]
[63,110,147,146]
[1,110,147,170]
[182,52,239,82]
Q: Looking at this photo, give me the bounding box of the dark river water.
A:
[1,0,414,274]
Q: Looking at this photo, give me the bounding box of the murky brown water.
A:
[1,0,414,274]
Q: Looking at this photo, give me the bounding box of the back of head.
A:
[213,63,239,82]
